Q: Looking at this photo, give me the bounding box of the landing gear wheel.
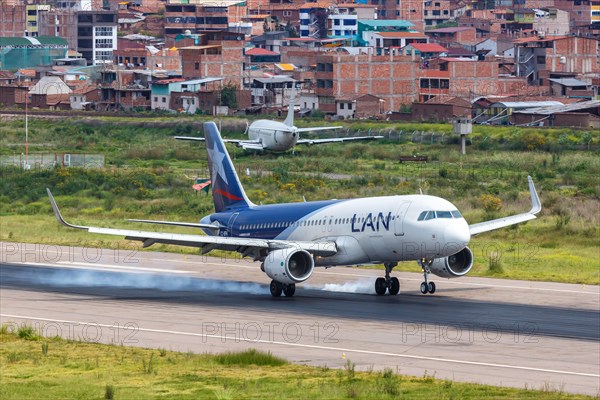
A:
[428,282,436,294]
[375,278,387,295]
[419,258,436,295]
[283,283,296,297]
[270,280,283,297]
[388,277,400,295]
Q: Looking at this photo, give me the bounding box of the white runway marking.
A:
[2,314,598,379]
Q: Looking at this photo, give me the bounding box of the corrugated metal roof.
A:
[0,36,68,46]
[513,100,600,115]
[491,101,564,108]
[254,76,296,84]
[548,78,589,87]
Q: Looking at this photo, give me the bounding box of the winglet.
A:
[46,188,88,230]
[527,176,542,215]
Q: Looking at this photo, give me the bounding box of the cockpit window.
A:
[436,211,453,219]
[451,210,462,219]
[418,210,463,221]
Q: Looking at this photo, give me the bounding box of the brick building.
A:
[180,38,246,86]
[514,35,600,83]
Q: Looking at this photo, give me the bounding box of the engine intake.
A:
[263,248,315,284]
[429,247,473,278]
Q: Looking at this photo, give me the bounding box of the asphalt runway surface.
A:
[1,242,598,395]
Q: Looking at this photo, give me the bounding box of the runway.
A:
[1,242,599,395]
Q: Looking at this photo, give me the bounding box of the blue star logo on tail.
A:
[207,142,228,185]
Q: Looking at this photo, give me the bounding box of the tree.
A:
[219,83,238,109]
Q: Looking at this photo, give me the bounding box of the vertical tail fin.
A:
[204,122,254,212]
[283,85,296,127]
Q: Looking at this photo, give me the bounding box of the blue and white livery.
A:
[47,122,541,297]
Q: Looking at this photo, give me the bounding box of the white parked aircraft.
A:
[176,91,383,152]
[48,121,541,297]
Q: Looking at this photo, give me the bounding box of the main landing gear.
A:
[419,258,436,295]
[375,262,400,296]
[269,280,296,297]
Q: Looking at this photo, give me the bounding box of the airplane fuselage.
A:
[247,120,298,152]
[200,194,470,266]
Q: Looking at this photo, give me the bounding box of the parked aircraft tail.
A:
[283,86,296,127]
[204,122,255,212]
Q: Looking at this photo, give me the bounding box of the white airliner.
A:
[176,91,382,152]
[47,121,541,297]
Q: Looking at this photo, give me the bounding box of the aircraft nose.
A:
[444,223,471,248]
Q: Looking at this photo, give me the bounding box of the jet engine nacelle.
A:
[429,247,473,278]
[263,248,315,284]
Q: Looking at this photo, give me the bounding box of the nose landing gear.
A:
[419,258,436,294]
[375,262,400,296]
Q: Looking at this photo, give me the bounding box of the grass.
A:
[0,328,593,399]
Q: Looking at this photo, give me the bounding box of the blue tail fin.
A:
[204,121,254,212]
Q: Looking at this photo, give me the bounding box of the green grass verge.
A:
[0,327,592,399]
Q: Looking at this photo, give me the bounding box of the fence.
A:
[0,153,105,169]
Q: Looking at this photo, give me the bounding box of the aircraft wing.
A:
[469,176,542,236]
[297,135,384,146]
[175,136,264,150]
[47,189,336,257]
[295,126,343,133]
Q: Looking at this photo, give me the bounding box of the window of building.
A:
[95,26,113,36]
[195,62,200,70]
[154,96,158,102]
[340,103,345,110]
[95,38,113,49]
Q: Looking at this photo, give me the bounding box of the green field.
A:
[1,116,599,284]
[1,326,593,399]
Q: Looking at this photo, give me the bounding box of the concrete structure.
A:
[164,0,247,36]
[533,8,570,36]
[76,10,118,65]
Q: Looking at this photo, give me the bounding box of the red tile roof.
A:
[245,47,279,56]
[410,43,448,52]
